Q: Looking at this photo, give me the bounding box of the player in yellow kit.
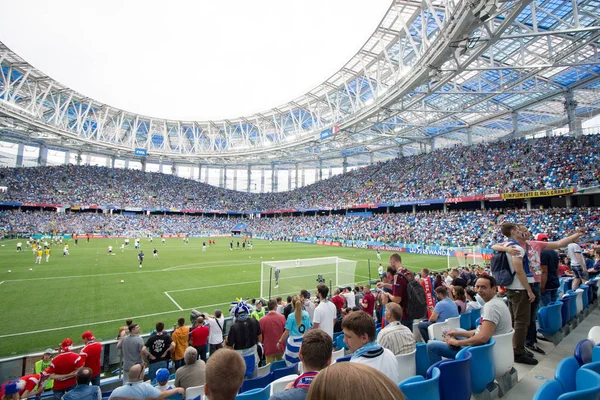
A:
[35,248,43,264]
[45,247,51,262]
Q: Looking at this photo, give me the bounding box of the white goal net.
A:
[260,257,358,299]
[447,246,485,269]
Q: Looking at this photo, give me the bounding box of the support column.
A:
[398,145,403,158]
[247,165,252,193]
[271,163,276,192]
[430,137,436,153]
[412,205,416,214]
[443,203,447,213]
[301,167,306,187]
[564,90,582,134]
[233,168,238,191]
[318,159,323,181]
[512,111,519,139]
[219,167,224,188]
[141,159,146,172]
[110,156,116,169]
[328,166,332,179]
[526,198,532,211]
[16,143,24,167]
[159,160,164,173]
[77,151,82,166]
[343,156,348,174]
[545,129,552,138]
[287,167,292,191]
[467,127,473,146]
[171,164,176,175]
[566,195,572,209]
[124,159,129,169]
[223,167,227,189]
[295,163,299,189]
[38,145,48,166]
[261,168,265,193]
[480,200,485,210]
[370,152,375,165]
[64,149,70,165]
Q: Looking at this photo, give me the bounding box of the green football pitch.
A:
[0,238,447,358]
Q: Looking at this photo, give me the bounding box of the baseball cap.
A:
[82,331,95,341]
[60,338,73,352]
[535,233,549,241]
[156,368,170,383]
[2,381,21,395]
[44,348,54,355]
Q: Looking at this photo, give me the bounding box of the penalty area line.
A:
[164,292,183,311]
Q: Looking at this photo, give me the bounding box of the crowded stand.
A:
[1,134,599,211]
[1,208,598,248]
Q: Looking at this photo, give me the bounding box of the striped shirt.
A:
[377,321,416,355]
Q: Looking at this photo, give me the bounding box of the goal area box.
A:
[260,257,357,299]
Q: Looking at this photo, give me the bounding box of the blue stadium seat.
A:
[538,302,563,336]
[567,292,579,320]
[455,339,495,394]
[427,350,472,400]
[555,357,580,393]
[579,285,589,308]
[560,368,600,399]
[470,308,481,330]
[574,339,595,366]
[269,360,287,373]
[239,373,272,394]
[399,366,441,400]
[561,296,573,326]
[582,361,600,376]
[236,384,271,400]
[415,342,430,378]
[270,363,298,381]
[562,278,573,293]
[593,346,600,363]
[335,333,348,351]
[533,380,565,400]
[460,312,471,331]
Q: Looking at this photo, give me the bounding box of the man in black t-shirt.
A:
[142,322,174,382]
[540,249,560,306]
[450,268,467,288]
[225,302,262,377]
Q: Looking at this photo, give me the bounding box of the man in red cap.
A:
[80,331,103,386]
[42,338,84,399]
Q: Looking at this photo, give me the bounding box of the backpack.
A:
[397,272,427,320]
[490,240,517,286]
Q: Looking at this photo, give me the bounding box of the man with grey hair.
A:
[108,363,184,399]
[62,367,101,400]
[174,346,206,392]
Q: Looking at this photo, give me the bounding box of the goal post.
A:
[447,246,485,270]
[260,257,357,300]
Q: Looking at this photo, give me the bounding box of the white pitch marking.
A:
[164,292,183,311]
[0,281,4,285]
[0,300,232,339]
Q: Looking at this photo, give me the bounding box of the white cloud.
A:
[0,0,390,121]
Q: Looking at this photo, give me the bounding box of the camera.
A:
[316,274,325,284]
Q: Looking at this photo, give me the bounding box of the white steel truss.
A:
[0,0,599,168]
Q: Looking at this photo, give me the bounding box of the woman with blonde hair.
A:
[307,362,405,400]
[278,295,313,366]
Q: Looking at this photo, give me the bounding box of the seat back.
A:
[539,302,563,336]
[395,349,417,382]
[554,357,580,393]
[416,342,430,377]
[594,346,600,363]
[561,296,572,326]
[270,363,298,381]
[335,334,348,351]
[562,278,573,294]
[532,380,565,400]
[331,348,345,362]
[235,384,271,400]
[428,351,472,400]
[574,339,595,366]
[579,285,589,308]
[582,361,600,376]
[456,339,496,394]
[470,308,481,329]
[185,385,204,400]
[413,321,423,343]
[270,374,298,395]
[588,327,600,345]
[428,321,448,342]
[239,374,272,394]
[573,290,584,315]
[445,316,461,330]
[558,368,600,399]
[460,312,472,330]
[399,366,440,400]
[255,363,271,378]
[567,292,578,321]
[492,329,515,379]
[268,360,287,373]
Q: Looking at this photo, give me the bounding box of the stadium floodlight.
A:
[260,257,357,300]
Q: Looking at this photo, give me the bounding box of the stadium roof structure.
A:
[1,0,600,169]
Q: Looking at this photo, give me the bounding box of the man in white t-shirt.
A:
[342,287,356,308]
[313,284,337,338]
[568,242,587,289]
[342,310,399,383]
[206,310,225,356]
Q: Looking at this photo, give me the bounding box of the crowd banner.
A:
[446,194,502,203]
[421,275,435,318]
[501,188,575,200]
